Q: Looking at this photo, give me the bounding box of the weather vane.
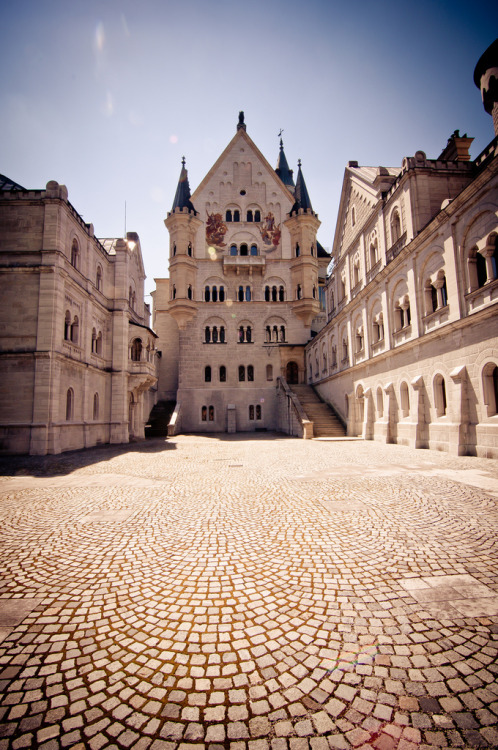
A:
[278,129,284,138]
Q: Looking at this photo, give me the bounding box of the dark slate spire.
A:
[275,138,295,187]
[290,160,314,215]
[171,157,196,213]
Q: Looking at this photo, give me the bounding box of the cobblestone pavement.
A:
[0,434,498,750]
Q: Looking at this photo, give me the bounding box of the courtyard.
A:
[0,434,497,750]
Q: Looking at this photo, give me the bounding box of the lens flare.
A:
[169,135,178,144]
[95,22,105,52]
[207,246,216,259]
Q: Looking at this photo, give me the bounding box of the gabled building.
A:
[0,178,157,455]
[153,115,330,434]
[306,40,498,458]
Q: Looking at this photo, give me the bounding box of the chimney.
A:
[438,130,474,161]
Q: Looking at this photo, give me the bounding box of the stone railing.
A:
[168,403,182,436]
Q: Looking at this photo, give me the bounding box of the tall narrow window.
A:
[239,365,245,382]
[212,327,218,343]
[220,365,226,382]
[238,286,244,302]
[188,242,192,257]
[400,382,410,417]
[280,326,285,342]
[96,332,102,355]
[219,286,225,302]
[247,210,253,222]
[226,210,232,222]
[240,243,248,256]
[250,244,257,256]
[205,286,210,302]
[205,365,211,382]
[254,210,261,222]
[249,405,255,420]
[230,244,237,256]
[212,286,218,302]
[70,239,79,268]
[66,388,74,421]
[209,406,214,421]
[247,365,254,382]
[296,243,300,257]
[233,210,240,222]
[187,285,193,300]
[279,286,284,301]
[220,326,225,343]
[201,406,207,421]
[297,284,302,300]
[96,265,103,291]
[91,327,97,353]
[265,286,271,301]
[93,392,99,420]
[71,315,79,344]
[391,209,401,243]
[272,286,277,302]
[266,364,273,381]
[64,311,71,341]
[266,326,271,342]
[131,338,142,361]
[246,326,252,343]
[245,286,251,301]
[205,327,211,343]
[256,404,261,420]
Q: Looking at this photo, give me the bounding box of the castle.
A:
[1,40,497,456]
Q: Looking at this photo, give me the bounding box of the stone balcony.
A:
[223,255,266,276]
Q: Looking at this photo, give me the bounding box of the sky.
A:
[1,0,497,298]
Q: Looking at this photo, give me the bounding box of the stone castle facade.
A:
[152,118,330,436]
[0,178,157,455]
[1,39,497,456]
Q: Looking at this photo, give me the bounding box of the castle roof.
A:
[290,161,314,215]
[172,158,197,214]
[275,139,295,188]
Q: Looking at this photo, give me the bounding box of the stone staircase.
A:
[290,385,346,438]
[145,400,176,437]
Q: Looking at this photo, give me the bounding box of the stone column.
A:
[449,365,469,456]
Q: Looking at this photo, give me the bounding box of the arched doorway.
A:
[286,361,299,384]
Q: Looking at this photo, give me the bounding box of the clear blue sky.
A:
[1,0,497,295]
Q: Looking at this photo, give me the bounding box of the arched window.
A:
[70,239,79,268]
[245,286,251,301]
[272,325,278,342]
[266,364,273,381]
[208,406,214,421]
[295,243,300,257]
[66,388,74,421]
[238,286,244,302]
[172,285,176,299]
[220,365,226,382]
[230,244,237,256]
[400,381,410,417]
[93,392,99,420]
[239,365,245,382]
[279,286,284,302]
[220,326,225,343]
[233,210,240,222]
[246,326,252,343]
[313,285,317,299]
[188,242,192,257]
[254,210,261,222]
[205,327,211,343]
[390,209,401,244]
[96,265,103,291]
[249,405,255,420]
[256,404,262,420]
[201,406,207,421]
[342,338,348,362]
[204,365,211,382]
[91,327,97,354]
[370,242,377,269]
[173,243,176,256]
[265,286,270,302]
[240,243,248,256]
[297,284,302,300]
[212,327,218,343]
[311,244,315,256]
[212,286,218,302]
[205,286,210,302]
[476,250,487,288]
[266,326,271,342]
[187,285,193,300]
[219,286,225,302]
[271,286,276,302]
[434,374,447,417]
[64,311,71,341]
[250,244,258,256]
[131,338,142,361]
[247,365,254,382]
[71,315,79,344]
[247,210,253,222]
[226,210,233,222]
[279,326,285,342]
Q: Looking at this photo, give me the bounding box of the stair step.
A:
[290,385,346,438]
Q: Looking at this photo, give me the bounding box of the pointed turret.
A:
[275,138,295,188]
[284,159,321,326]
[165,158,202,329]
[172,157,197,214]
[290,160,314,215]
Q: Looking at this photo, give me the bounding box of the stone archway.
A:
[286,361,299,384]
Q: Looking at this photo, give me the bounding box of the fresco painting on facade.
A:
[205,211,227,247]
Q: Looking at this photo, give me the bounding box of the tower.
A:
[474,38,498,136]
[164,158,202,328]
[284,161,321,325]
